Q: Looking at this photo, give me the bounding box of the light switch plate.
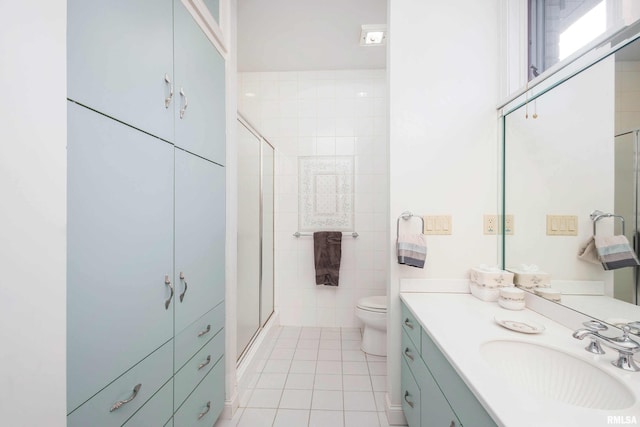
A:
[546,215,578,236]
[424,215,452,235]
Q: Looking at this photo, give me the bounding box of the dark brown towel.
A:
[313,231,342,286]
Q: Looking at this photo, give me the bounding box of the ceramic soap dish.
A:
[494,315,545,334]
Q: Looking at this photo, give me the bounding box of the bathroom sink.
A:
[480,340,635,410]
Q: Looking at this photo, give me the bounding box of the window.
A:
[528,0,608,80]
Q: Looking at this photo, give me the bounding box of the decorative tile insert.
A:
[299,156,354,231]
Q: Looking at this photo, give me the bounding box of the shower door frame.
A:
[237,114,275,362]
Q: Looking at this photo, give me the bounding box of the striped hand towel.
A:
[397,234,427,268]
[594,235,640,270]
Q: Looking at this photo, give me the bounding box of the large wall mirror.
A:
[502,29,640,331]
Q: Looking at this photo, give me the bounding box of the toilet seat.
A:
[356,296,387,313]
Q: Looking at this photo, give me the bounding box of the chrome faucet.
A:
[573,320,640,372]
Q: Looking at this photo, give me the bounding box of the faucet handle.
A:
[580,320,607,355]
[626,321,640,336]
[583,320,608,332]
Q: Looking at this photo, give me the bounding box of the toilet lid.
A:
[357,296,387,312]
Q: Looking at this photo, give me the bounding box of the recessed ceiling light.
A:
[360,24,387,46]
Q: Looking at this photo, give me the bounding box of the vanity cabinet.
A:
[401,302,496,427]
[67,1,226,425]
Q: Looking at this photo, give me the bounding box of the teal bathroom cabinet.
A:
[67,1,226,425]
[400,302,497,427]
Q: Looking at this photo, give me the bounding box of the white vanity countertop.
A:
[400,292,640,427]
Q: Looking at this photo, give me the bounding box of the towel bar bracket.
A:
[590,210,625,235]
[397,211,425,240]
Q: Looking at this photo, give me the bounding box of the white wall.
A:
[0,1,67,425]
[238,70,389,328]
[388,0,501,419]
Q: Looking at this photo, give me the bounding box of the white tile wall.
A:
[615,61,640,133]
[238,70,389,328]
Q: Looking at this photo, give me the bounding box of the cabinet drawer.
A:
[401,303,421,351]
[175,328,224,407]
[174,356,225,426]
[175,302,224,370]
[421,330,497,427]
[401,330,429,383]
[401,358,421,427]
[67,341,173,427]
[122,378,173,427]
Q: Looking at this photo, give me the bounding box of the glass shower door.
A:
[237,121,261,358]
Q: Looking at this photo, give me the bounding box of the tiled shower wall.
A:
[615,60,640,133]
[238,70,388,327]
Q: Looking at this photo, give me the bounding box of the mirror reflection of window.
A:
[529,0,608,80]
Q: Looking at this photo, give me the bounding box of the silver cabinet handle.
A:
[198,355,211,370]
[164,275,174,310]
[179,88,188,119]
[404,318,414,329]
[110,383,142,412]
[164,74,173,108]
[198,324,211,337]
[197,401,211,420]
[404,347,414,361]
[404,390,414,408]
[179,271,188,302]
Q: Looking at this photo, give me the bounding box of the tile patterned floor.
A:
[215,326,391,427]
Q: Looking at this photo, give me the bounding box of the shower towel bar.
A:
[590,210,625,235]
[293,231,358,238]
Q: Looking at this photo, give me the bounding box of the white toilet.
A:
[355,295,388,357]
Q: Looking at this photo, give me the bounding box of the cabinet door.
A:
[421,330,497,427]
[418,363,460,427]
[67,102,174,411]
[174,149,225,333]
[174,0,226,164]
[67,0,174,142]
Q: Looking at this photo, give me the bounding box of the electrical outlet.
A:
[504,215,514,235]
[484,215,498,235]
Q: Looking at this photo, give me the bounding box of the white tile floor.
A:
[215,326,392,427]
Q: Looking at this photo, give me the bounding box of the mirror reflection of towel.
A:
[313,231,342,286]
[578,235,640,270]
[577,237,600,265]
[595,235,640,270]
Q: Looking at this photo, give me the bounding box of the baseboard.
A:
[221,389,238,420]
[385,393,408,426]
